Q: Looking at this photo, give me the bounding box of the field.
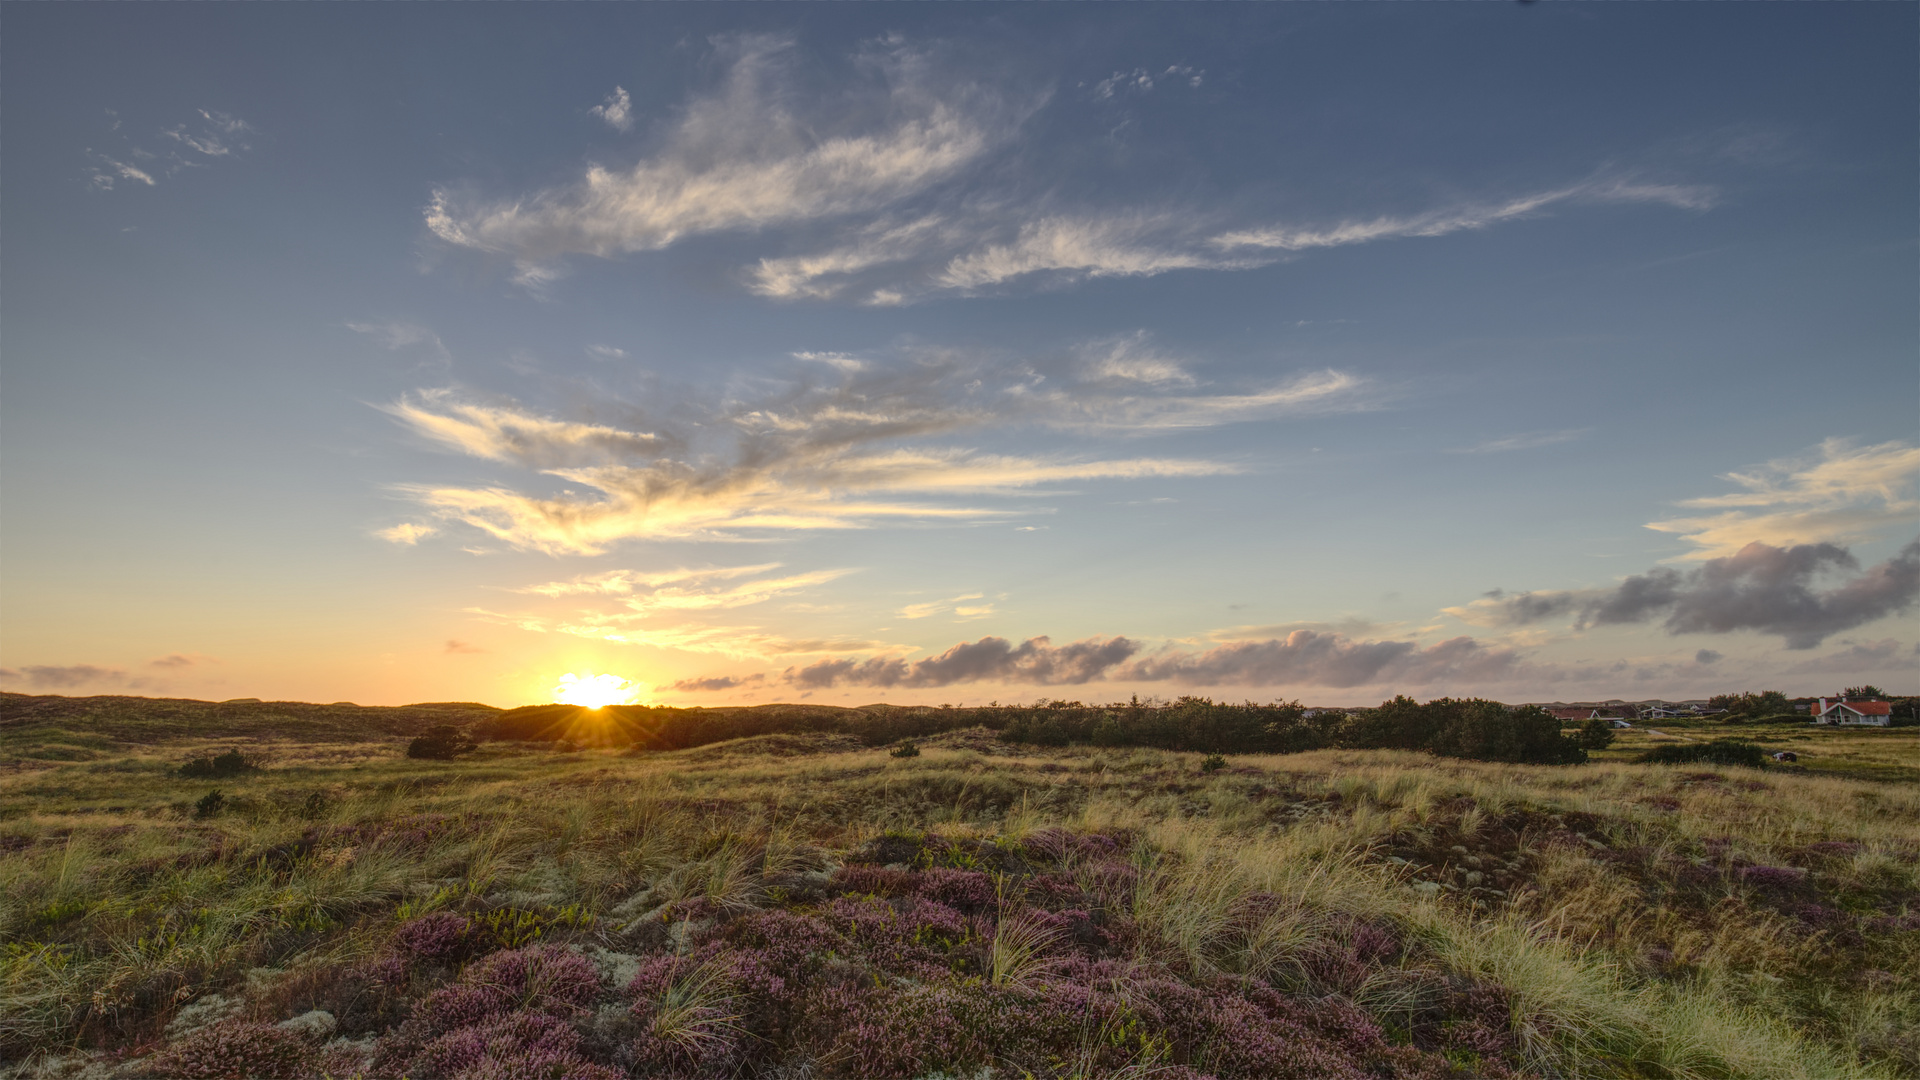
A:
[2,694,1918,1079]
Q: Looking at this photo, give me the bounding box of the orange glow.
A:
[552,671,645,708]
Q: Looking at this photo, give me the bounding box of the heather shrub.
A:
[178,749,261,779]
[146,1019,315,1079]
[1636,739,1769,767]
[408,724,478,760]
[372,945,604,1073]
[391,911,473,962]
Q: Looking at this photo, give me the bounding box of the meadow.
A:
[2,693,1917,1079]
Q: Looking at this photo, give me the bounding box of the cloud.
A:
[1647,439,1920,558]
[164,110,253,157]
[477,563,875,659]
[932,215,1267,294]
[521,565,854,615]
[446,640,486,654]
[0,664,152,691]
[148,653,215,669]
[379,346,1281,552]
[590,86,633,132]
[86,154,155,190]
[377,522,439,545]
[1117,631,1523,688]
[428,34,1022,285]
[1448,429,1590,455]
[778,628,1522,691]
[669,673,768,692]
[1448,538,1920,650]
[472,604,884,659]
[1694,649,1722,665]
[786,635,1139,689]
[349,322,454,367]
[585,344,628,361]
[1091,65,1203,100]
[898,593,994,621]
[1209,176,1714,254]
[1781,638,1910,675]
[87,109,253,191]
[750,171,1712,305]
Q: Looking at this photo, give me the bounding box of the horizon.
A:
[4,6,1916,708]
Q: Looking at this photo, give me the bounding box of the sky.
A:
[3,5,1916,709]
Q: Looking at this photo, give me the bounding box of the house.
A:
[1811,698,1893,727]
[1547,707,1608,722]
[1610,719,1633,729]
[1644,705,1692,720]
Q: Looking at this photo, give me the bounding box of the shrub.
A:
[1201,754,1227,774]
[146,1019,314,1079]
[1635,739,1768,768]
[409,724,479,760]
[178,749,261,779]
[1575,717,1615,750]
[889,740,921,758]
[194,789,227,818]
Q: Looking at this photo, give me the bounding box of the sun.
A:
[552,672,646,709]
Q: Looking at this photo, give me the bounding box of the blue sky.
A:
[3,5,1915,707]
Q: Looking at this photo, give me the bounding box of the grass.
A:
[0,695,1916,1078]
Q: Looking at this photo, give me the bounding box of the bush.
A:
[1635,739,1769,768]
[1200,754,1227,774]
[178,749,261,779]
[889,741,921,758]
[408,724,478,761]
[1344,698,1586,765]
[1575,717,1615,750]
[194,790,226,818]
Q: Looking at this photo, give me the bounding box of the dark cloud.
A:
[149,654,196,669]
[669,674,767,692]
[1782,638,1909,675]
[445,640,486,654]
[1466,539,1919,649]
[1117,632,1522,689]
[0,664,148,691]
[785,635,1138,689]
[1694,649,1722,665]
[782,629,1520,691]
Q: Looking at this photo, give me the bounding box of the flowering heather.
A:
[376,1007,622,1080]
[371,945,604,1074]
[145,1019,315,1079]
[391,911,473,962]
[1739,865,1810,890]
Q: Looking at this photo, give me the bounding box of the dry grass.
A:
[1,720,1915,1077]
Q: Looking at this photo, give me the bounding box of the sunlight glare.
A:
[553,672,645,708]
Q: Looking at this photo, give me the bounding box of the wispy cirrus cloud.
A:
[349,321,454,368]
[424,33,1713,305]
[1646,438,1920,559]
[377,339,1358,553]
[746,176,1713,305]
[898,593,996,621]
[428,34,1029,287]
[1448,429,1590,455]
[86,108,254,191]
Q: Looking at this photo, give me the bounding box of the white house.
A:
[1811,699,1893,727]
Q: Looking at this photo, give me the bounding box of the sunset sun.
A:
[552,672,645,709]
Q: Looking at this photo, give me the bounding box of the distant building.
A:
[1547,707,1608,722]
[1811,698,1892,727]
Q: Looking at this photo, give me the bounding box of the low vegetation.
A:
[1,691,1916,1078]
